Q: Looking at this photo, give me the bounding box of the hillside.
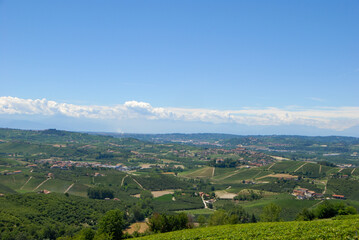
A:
[135,216,359,239]
[1,128,359,239]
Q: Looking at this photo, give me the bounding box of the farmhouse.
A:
[5,170,22,175]
[38,190,51,194]
[332,194,346,200]
[292,188,322,200]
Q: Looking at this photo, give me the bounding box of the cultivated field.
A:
[135,216,359,239]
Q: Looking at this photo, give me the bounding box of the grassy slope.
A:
[240,194,319,221]
[180,167,214,179]
[135,217,359,239]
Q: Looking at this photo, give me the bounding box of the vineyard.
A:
[135,217,359,239]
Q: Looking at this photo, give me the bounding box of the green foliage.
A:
[208,204,254,226]
[210,158,239,168]
[327,178,359,201]
[316,201,357,219]
[148,212,192,233]
[75,228,96,240]
[140,190,153,200]
[132,174,190,190]
[250,179,322,193]
[87,187,114,199]
[97,210,125,240]
[196,215,207,226]
[134,217,359,240]
[234,190,263,201]
[208,210,228,226]
[260,203,282,222]
[0,183,17,194]
[318,161,337,167]
[0,193,128,239]
[152,192,203,212]
[295,208,315,221]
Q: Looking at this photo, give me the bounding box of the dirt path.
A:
[33,178,50,191]
[338,168,344,173]
[201,195,208,209]
[319,165,322,174]
[20,176,32,190]
[256,174,271,180]
[294,162,308,172]
[212,167,215,178]
[322,181,328,194]
[351,168,356,175]
[267,163,276,170]
[256,173,297,180]
[311,200,324,209]
[64,183,74,193]
[253,171,264,179]
[121,175,128,187]
[131,176,145,190]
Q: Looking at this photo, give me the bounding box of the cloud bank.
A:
[1,96,359,132]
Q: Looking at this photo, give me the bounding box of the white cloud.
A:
[307,97,325,102]
[1,96,359,131]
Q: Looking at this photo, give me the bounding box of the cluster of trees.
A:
[296,201,357,221]
[234,190,263,201]
[0,193,131,239]
[148,212,192,233]
[260,203,282,222]
[58,209,125,240]
[210,158,239,168]
[318,161,337,167]
[87,187,114,199]
[96,153,115,159]
[202,203,281,224]
[199,204,257,226]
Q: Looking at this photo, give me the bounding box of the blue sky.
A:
[1,1,359,135]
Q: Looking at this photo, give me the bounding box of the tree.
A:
[296,208,315,221]
[97,210,124,240]
[74,228,95,240]
[208,210,228,226]
[316,201,357,219]
[316,201,338,219]
[148,213,191,233]
[338,205,357,215]
[197,215,207,226]
[87,187,114,200]
[260,203,281,222]
[208,204,254,226]
[148,213,166,233]
[140,190,153,200]
[130,205,145,222]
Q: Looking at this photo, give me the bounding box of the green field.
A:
[180,167,214,179]
[135,217,359,239]
[240,194,319,221]
[154,194,173,202]
[221,168,264,182]
[1,128,359,239]
[270,161,304,173]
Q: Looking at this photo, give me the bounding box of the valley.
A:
[1,128,359,239]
